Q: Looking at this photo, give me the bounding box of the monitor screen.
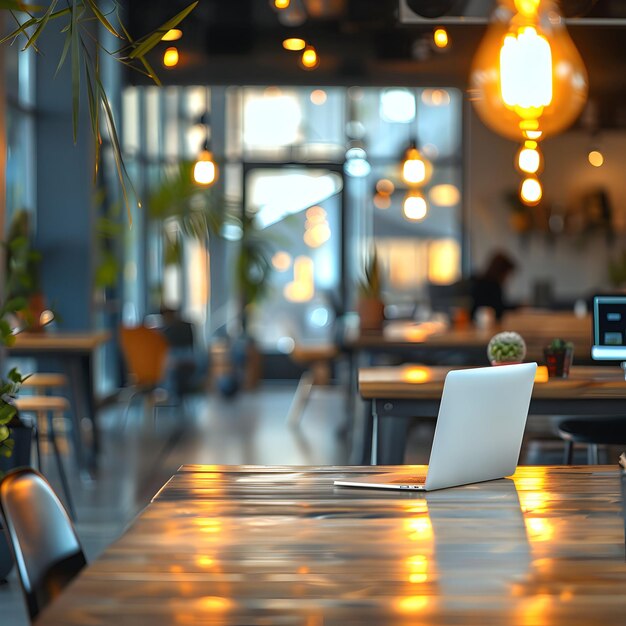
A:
[592,296,626,360]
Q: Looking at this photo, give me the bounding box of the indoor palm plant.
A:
[357,247,384,333]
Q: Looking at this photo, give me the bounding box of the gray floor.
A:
[0,383,607,624]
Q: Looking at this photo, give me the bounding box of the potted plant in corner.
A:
[357,248,385,334]
[487,331,527,365]
[544,338,574,378]
[0,368,30,582]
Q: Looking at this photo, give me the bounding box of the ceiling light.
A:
[403,191,428,221]
[282,37,306,51]
[161,29,182,42]
[274,0,290,8]
[470,0,587,206]
[401,143,432,186]
[470,0,587,144]
[193,149,217,186]
[428,184,460,207]
[433,28,449,49]
[300,45,319,70]
[588,150,604,167]
[163,47,179,68]
[520,177,542,205]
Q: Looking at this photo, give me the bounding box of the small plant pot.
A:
[490,359,523,367]
[358,297,385,333]
[544,347,574,378]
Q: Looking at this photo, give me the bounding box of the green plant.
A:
[357,248,382,299]
[4,209,42,301]
[1,1,198,219]
[487,331,526,363]
[94,189,123,289]
[235,213,274,321]
[0,368,28,475]
[546,338,574,351]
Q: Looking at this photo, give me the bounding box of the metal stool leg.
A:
[563,440,574,465]
[48,411,76,521]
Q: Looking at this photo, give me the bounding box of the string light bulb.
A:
[588,149,604,167]
[274,0,290,8]
[403,190,428,221]
[300,45,319,70]
[520,176,542,205]
[282,37,306,51]
[193,148,217,186]
[433,28,449,49]
[401,142,432,186]
[161,29,182,41]
[516,142,542,174]
[163,47,179,68]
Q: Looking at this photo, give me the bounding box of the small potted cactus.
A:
[544,338,574,378]
[487,331,527,365]
[357,248,384,333]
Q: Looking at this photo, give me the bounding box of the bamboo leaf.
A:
[129,1,197,59]
[70,0,80,143]
[137,54,161,87]
[23,0,59,50]
[55,26,72,74]
[84,0,122,39]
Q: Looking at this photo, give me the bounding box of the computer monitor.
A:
[592,295,626,360]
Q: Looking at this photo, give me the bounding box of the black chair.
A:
[0,468,86,621]
[557,417,626,464]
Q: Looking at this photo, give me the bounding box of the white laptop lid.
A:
[424,362,537,491]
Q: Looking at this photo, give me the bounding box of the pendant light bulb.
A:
[520,176,542,205]
[469,0,587,143]
[193,149,217,186]
[401,143,432,186]
[403,190,428,221]
[516,143,542,174]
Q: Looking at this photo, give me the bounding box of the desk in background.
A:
[36,464,626,625]
[8,331,110,470]
[359,364,626,464]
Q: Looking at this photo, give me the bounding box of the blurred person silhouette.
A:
[470,251,517,322]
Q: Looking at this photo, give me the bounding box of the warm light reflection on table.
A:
[35,465,626,626]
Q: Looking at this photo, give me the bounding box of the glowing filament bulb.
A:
[588,150,604,167]
[300,46,319,70]
[402,147,431,185]
[274,0,290,8]
[193,150,217,186]
[500,27,552,111]
[163,47,179,68]
[517,145,541,174]
[433,28,449,48]
[520,177,542,205]
[403,192,428,221]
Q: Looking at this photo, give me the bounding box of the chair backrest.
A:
[0,468,86,620]
[119,325,169,386]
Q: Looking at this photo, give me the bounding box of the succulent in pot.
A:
[544,338,574,378]
[487,331,526,365]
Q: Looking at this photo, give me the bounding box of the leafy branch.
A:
[1,1,198,222]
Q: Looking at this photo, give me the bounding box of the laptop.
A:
[335,362,537,491]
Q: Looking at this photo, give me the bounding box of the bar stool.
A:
[286,344,338,428]
[557,416,626,464]
[14,395,75,519]
[22,372,69,395]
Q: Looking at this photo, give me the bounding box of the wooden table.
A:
[8,330,111,470]
[348,311,592,362]
[36,464,626,625]
[359,365,626,464]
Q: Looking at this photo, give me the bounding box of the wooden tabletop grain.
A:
[36,465,626,625]
[359,364,626,400]
[8,330,111,352]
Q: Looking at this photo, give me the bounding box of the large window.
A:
[120,84,463,352]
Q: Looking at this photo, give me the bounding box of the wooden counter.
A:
[36,465,626,625]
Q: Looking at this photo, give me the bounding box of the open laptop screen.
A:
[592,296,626,360]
